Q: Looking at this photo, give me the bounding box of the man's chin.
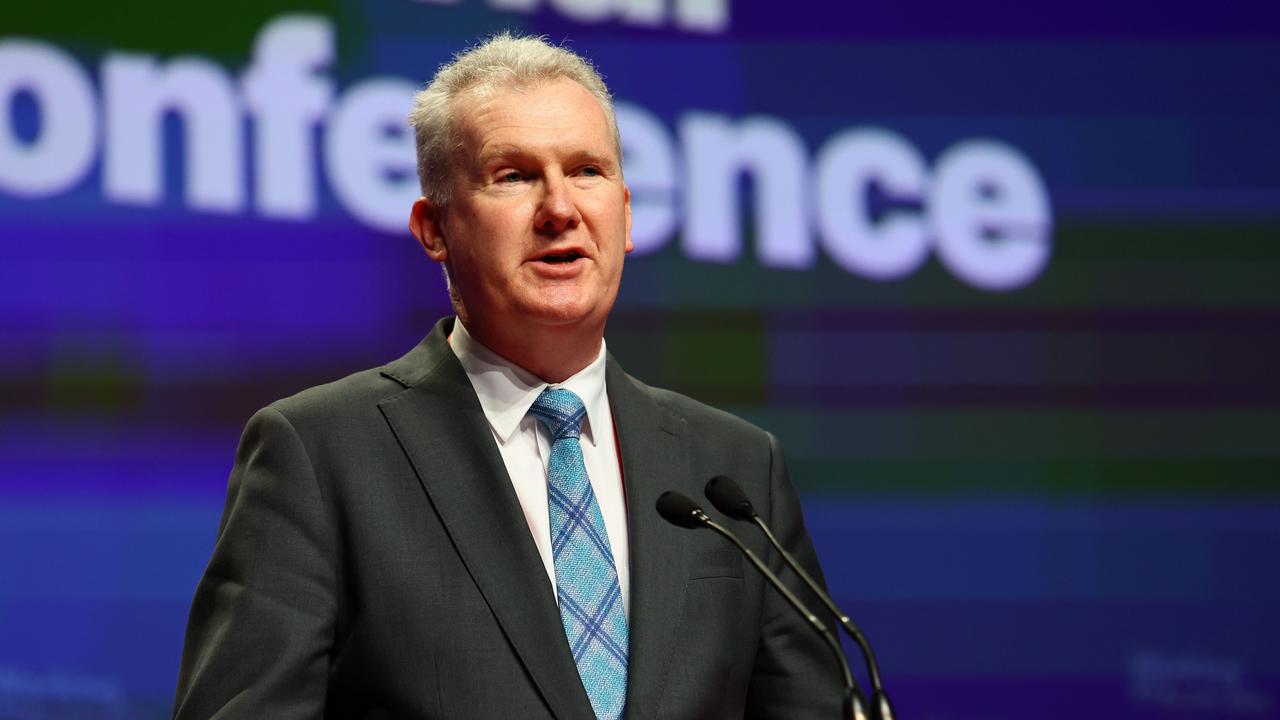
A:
[517,299,610,331]
[525,309,601,330]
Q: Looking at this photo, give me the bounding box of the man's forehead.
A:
[453,79,615,156]
[454,77,604,124]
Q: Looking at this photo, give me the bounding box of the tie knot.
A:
[529,387,587,440]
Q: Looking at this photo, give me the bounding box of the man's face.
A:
[420,78,632,341]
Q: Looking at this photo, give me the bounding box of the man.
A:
[174,34,842,719]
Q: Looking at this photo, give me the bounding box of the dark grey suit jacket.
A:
[174,317,842,719]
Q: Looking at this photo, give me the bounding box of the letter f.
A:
[242,15,334,219]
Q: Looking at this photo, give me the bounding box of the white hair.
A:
[408,33,621,205]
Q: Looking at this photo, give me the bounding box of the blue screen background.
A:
[2,1,1278,717]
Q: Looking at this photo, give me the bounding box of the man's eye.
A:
[580,166,601,177]
[500,172,524,183]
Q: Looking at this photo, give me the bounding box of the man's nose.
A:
[534,174,580,233]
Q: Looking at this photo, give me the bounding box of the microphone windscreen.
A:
[705,475,756,520]
[655,491,706,529]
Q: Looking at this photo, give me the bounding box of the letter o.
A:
[0,40,98,197]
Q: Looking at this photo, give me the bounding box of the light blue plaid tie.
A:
[529,387,629,720]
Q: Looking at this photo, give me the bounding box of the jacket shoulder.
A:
[259,320,453,432]
[264,365,404,427]
[623,372,772,445]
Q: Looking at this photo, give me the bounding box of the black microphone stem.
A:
[751,516,884,695]
[700,516,867,720]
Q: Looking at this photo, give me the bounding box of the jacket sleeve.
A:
[743,432,846,719]
[173,406,338,719]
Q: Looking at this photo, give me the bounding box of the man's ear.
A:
[409,196,448,263]
[623,184,634,254]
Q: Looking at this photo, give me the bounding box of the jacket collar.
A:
[378,317,594,719]
[379,317,693,719]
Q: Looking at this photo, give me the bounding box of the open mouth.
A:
[538,252,582,264]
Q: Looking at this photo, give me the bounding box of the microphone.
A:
[704,475,896,720]
[655,491,870,720]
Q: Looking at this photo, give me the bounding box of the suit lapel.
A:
[608,359,692,719]
[378,319,595,720]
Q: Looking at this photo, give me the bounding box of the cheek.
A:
[581,195,626,226]
[471,201,537,241]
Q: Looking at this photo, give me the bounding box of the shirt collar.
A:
[448,318,609,447]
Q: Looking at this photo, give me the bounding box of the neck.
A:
[460,317,604,384]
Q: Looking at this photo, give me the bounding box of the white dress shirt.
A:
[448,320,630,617]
